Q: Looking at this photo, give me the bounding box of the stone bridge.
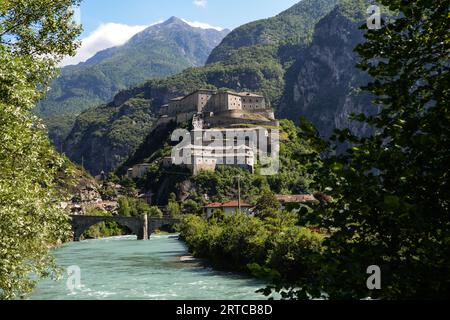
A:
[69,215,180,241]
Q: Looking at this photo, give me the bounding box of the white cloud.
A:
[60,23,147,66]
[181,18,225,31]
[193,0,207,8]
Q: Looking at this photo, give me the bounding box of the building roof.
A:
[275,195,316,203]
[170,96,185,101]
[205,201,252,208]
[170,89,217,103]
[238,92,264,98]
[184,89,217,99]
[215,90,264,98]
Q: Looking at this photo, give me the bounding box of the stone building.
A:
[126,89,280,178]
[165,126,277,176]
[159,89,275,125]
[165,89,216,123]
[204,201,253,218]
[174,143,255,175]
[204,91,267,113]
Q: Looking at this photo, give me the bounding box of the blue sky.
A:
[62,0,301,66]
[78,0,300,36]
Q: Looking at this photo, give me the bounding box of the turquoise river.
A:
[30,235,269,300]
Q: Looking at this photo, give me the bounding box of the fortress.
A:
[159,89,277,127]
[128,89,279,178]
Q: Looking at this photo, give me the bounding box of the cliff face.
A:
[64,98,157,175]
[279,5,375,138]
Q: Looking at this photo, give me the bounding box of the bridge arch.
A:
[70,215,148,241]
[69,215,180,241]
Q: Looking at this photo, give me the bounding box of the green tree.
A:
[284,0,450,299]
[148,206,163,218]
[182,199,204,216]
[117,197,131,217]
[254,190,281,219]
[118,197,153,217]
[0,0,82,299]
[106,172,120,184]
[133,198,150,217]
[120,177,137,197]
[167,193,181,218]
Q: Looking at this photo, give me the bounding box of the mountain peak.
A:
[161,16,187,26]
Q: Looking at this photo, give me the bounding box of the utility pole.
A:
[237,175,241,212]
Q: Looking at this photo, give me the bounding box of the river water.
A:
[30,235,268,300]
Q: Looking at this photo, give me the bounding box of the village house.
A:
[204,201,253,218]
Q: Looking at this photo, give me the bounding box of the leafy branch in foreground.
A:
[0,0,82,299]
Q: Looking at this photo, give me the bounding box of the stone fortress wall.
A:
[159,89,276,126]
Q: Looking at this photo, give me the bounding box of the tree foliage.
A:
[278,0,450,299]
[117,197,152,217]
[179,213,324,288]
[0,0,81,299]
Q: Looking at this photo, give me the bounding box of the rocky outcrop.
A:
[279,5,376,138]
[64,98,157,175]
[60,170,124,215]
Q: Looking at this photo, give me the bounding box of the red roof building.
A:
[204,201,253,217]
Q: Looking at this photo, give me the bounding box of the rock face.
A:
[279,5,376,138]
[64,98,156,175]
[65,177,124,215]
